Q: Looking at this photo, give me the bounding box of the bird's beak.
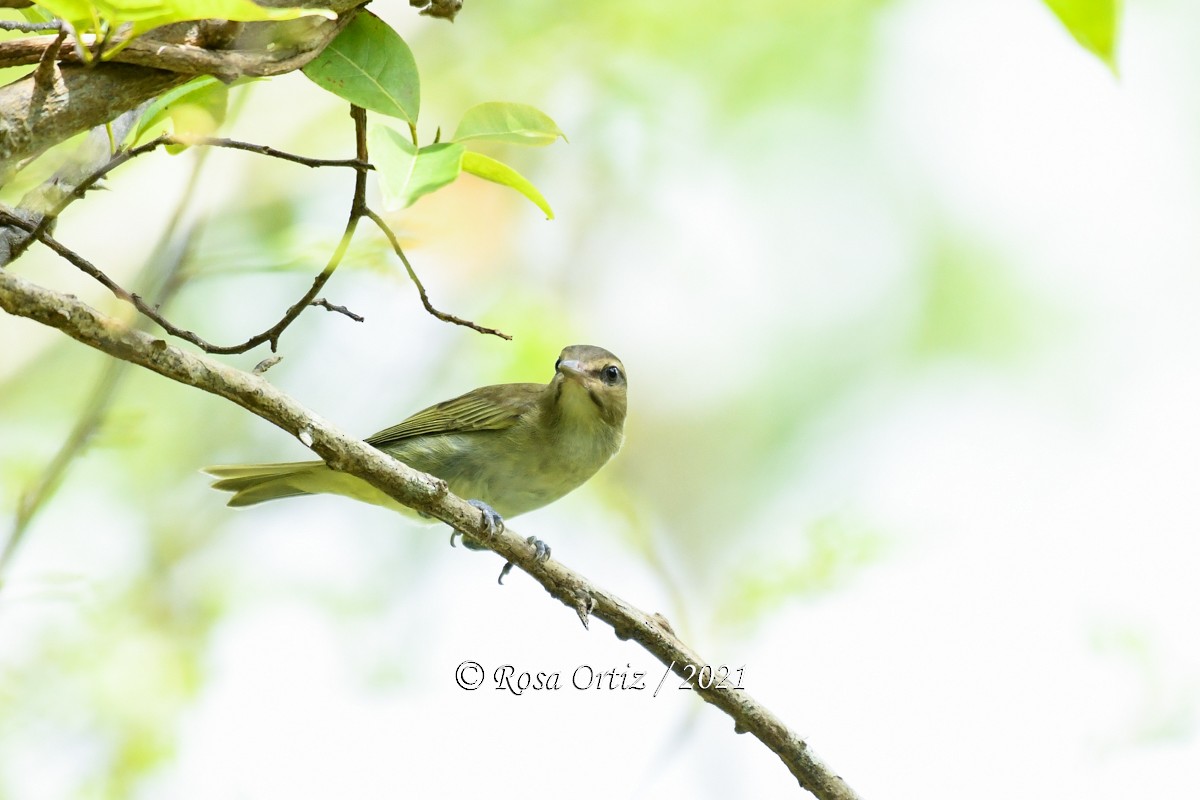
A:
[556,359,586,383]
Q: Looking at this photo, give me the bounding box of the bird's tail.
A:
[204,461,326,507]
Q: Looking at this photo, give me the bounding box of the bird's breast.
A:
[384,417,620,519]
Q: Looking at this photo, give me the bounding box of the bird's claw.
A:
[496,535,552,585]
[469,499,504,538]
[527,535,551,562]
[450,500,504,550]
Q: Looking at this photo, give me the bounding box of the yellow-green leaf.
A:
[129,75,227,146]
[461,151,553,219]
[32,0,333,42]
[453,102,564,146]
[369,125,464,209]
[1043,0,1122,72]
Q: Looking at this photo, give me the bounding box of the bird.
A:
[205,344,627,578]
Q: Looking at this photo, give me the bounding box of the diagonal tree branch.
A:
[0,265,861,800]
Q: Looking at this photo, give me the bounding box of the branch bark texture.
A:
[0,0,364,176]
[0,268,861,800]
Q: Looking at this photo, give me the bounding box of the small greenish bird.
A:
[205,345,627,566]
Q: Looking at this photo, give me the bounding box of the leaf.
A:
[461,151,553,219]
[102,0,334,37]
[452,102,565,146]
[28,0,93,34]
[302,12,420,124]
[129,75,228,146]
[1043,0,1122,71]
[369,125,464,209]
[18,3,55,23]
[31,0,334,43]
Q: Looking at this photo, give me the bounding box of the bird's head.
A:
[551,344,627,429]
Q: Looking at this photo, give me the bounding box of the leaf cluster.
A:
[303,12,563,217]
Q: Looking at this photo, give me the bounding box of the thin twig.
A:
[239,104,373,352]
[310,298,364,322]
[3,134,369,266]
[169,135,373,170]
[0,20,58,31]
[0,119,375,354]
[364,208,512,340]
[4,106,508,352]
[32,26,65,90]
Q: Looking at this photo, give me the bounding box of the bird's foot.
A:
[449,500,504,550]
[497,535,552,585]
[527,535,551,561]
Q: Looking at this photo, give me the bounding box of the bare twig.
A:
[169,135,373,170]
[310,298,364,322]
[231,103,373,352]
[32,26,66,90]
[0,20,58,32]
[3,133,369,266]
[1,114,374,354]
[3,113,505,350]
[0,266,862,800]
[0,210,327,355]
[364,209,512,340]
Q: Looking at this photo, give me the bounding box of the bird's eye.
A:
[602,365,622,384]
[554,358,562,370]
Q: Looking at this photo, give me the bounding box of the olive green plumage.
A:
[205,345,627,520]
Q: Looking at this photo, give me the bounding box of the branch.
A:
[365,209,512,340]
[0,267,861,800]
[310,297,364,322]
[2,133,368,266]
[0,109,373,353]
[4,112,509,347]
[0,63,194,183]
[0,20,59,32]
[0,23,358,78]
[0,1,366,175]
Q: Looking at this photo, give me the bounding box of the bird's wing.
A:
[364,383,543,446]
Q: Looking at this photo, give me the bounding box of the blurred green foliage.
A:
[0,0,1127,796]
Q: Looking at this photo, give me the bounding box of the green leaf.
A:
[1043,0,1122,71]
[302,12,419,124]
[129,75,228,146]
[452,102,565,146]
[18,3,55,23]
[461,151,553,219]
[31,0,334,44]
[369,125,463,209]
[28,0,93,34]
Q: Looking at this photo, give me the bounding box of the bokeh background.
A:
[3,0,1200,797]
